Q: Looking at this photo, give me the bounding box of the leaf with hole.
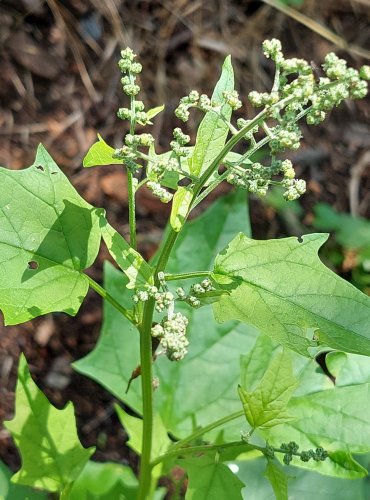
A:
[212,233,370,356]
[0,144,102,325]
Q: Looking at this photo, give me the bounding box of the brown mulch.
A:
[0,0,369,487]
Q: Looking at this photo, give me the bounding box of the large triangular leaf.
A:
[69,461,138,500]
[4,354,94,493]
[180,455,244,499]
[0,145,102,325]
[234,456,370,500]
[253,348,370,478]
[212,233,370,356]
[238,349,298,429]
[264,459,289,500]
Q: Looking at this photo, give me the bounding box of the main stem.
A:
[137,228,180,499]
[127,171,137,249]
[137,297,155,499]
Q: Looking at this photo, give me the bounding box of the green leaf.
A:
[115,406,171,459]
[100,215,153,288]
[240,335,277,392]
[0,460,47,500]
[262,379,370,478]
[74,191,256,438]
[238,349,298,429]
[234,456,370,500]
[326,350,370,386]
[264,459,289,500]
[181,455,244,499]
[212,233,370,357]
[170,186,193,232]
[189,55,234,177]
[0,144,102,325]
[4,354,94,492]
[69,461,137,500]
[313,203,370,249]
[83,135,122,167]
[146,105,165,121]
[328,451,367,477]
[236,335,370,479]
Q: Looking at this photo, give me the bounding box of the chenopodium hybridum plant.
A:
[2,39,370,499]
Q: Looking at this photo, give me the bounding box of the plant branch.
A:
[137,297,156,500]
[170,410,245,452]
[85,274,135,324]
[164,271,211,282]
[151,440,257,467]
[127,80,138,249]
[137,227,181,499]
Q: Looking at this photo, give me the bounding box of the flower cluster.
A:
[133,284,189,361]
[170,128,191,157]
[146,181,173,203]
[224,40,369,201]
[279,441,328,465]
[151,312,189,361]
[132,286,174,311]
[226,158,306,200]
[176,278,215,308]
[175,90,200,121]
[174,87,241,122]
[114,41,369,210]
[256,440,328,465]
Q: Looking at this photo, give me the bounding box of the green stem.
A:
[85,275,135,323]
[137,177,149,190]
[151,440,256,468]
[127,171,137,249]
[127,75,138,249]
[164,271,211,282]
[137,227,181,499]
[137,297,156,500]
[171,410,244,452]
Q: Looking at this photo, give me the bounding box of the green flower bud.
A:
[360,65,370,80]
[262,38,284,63]
[123,83,141,96]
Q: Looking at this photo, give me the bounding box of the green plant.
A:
[2,40,370,499]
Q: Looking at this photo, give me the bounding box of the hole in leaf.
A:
[36,165,44,172]
[297,236,303,243]
[27,261,39,270]
[51,171,57,175]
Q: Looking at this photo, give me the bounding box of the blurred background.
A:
[0,0,369,480]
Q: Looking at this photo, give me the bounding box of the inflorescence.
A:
[117,42,369,362]
[240,434,329,466]
[114,42,369,205]
[132,278,215,361]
